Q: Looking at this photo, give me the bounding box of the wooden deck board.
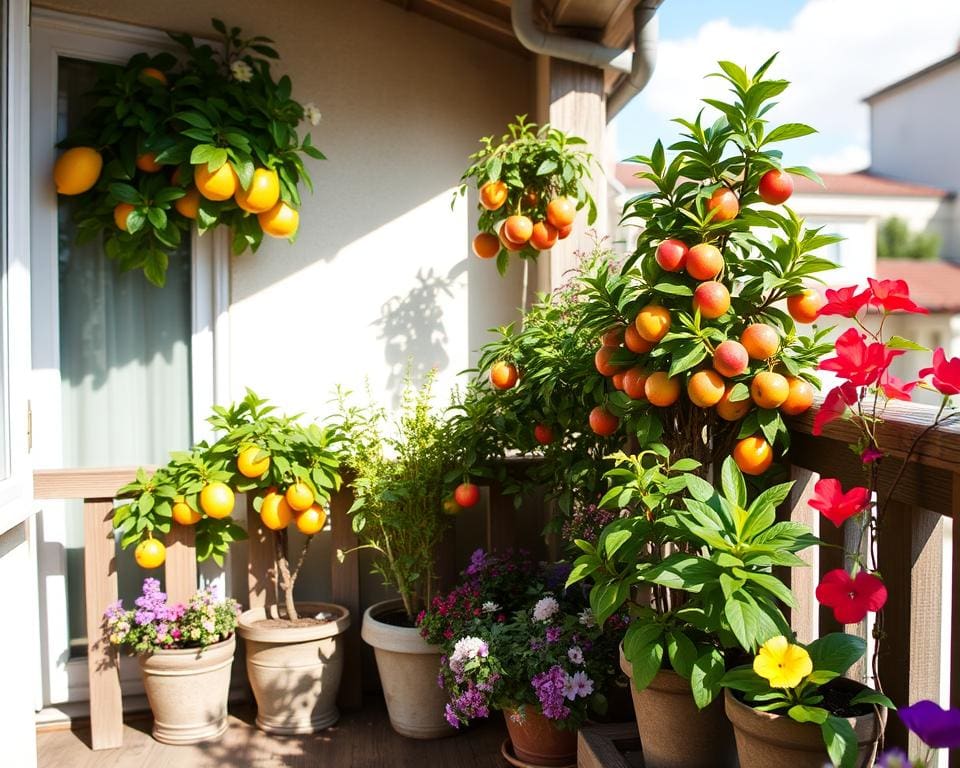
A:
[37,700,508,768]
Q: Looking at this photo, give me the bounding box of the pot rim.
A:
[237,601,351,643]
[361,598,440,655]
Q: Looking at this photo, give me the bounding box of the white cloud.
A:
[806,144,871,173]
[618,0,960,170]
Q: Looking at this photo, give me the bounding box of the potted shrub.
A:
[335,371,458,738]
[421,550,624,767]
[104,578,240,744]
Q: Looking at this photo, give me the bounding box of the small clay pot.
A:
[724,679,885,768]
[503,707,578,767]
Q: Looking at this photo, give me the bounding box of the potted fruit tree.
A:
[335,371,458,738]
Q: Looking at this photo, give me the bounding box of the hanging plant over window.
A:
[52,18,325,286]
[456,116,597,275]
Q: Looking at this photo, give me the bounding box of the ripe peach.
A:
[758,169,794,205]
[624,324,654,354]
[644,371,681,407]
[589,406,619,436]
[635,305,672,343]
[692,281,731,319]
[733,436,773,476]
[713,340,749,378]
[787,289,826,324]
[622,366,649,400]
[716,386,752,421]
[741,323,780,360]
[595,346,624,377]
[706,187,740,222]
[686,243,724,281]
[781,377,815,416]
[655,239,688,272]
[751,371,790,409]
[687,370,726,408]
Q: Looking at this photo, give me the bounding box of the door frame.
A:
[29,8,231,708]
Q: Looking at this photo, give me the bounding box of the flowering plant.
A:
[876,701,960,766]
[105,578,240,654]
[721,633,893,768]
[55,18,323,285]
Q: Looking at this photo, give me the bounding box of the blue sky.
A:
[611,0,960,172]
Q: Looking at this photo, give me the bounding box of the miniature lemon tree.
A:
[457,116,597,274]
[53,18,324,286]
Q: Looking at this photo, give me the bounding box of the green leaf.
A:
[720,457,747,508]
[690,648,724,709]
[669,344,708,377]
[666,631,697,679]
[763,123,817,145]
[821,715,858,768]
[886,335,929,352]
[788,704,828,724]
[624,624,664,692]
[603,529,632,559]
[806,633,865,677]
[653,279,694,297]
[536,158,558,176]
[849,690,895,709]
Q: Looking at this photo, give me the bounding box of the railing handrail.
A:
[33,467,150,500]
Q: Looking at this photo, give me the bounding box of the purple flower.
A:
[444,704,460,728]
[545,626,562,644]
[465,549,487,577]
[875,748,910,768]
[567,646,584,665]
[898,700,960,749]
[531,665,571,720]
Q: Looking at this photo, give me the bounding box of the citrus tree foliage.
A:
[59,18,323,285]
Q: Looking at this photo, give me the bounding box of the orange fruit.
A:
[136,152,162,173]
[174,186,201,220]
[479,180,508,211]
[741,323,780,360]
[601,325,626,347]
[687,370,726,408]
[172,497,201,526]
[787,289,826,324]
[113,203,136,232]
[686,243,724,281]
[498,225,524,252]
[195,161,239,201]
[490,361,519,390]
[589,406,619,436]
[751,371,790,409]
[706,187,740,222]
[713,340,749,378]
[635,305,672,343]
[624,325,654,354]
[237,446,270,478]
[258,201,299,238]
[234,167,281,213]
[54,147,103,195]
[546,197,576,229]
[503,215,533,245]
[442,497,462,516]
[733,436,773,476]
[716,386,752,421]
[622,366,649,400]
[200,482,235,519]
[529,221,559,251]
[285,482,315,513]
[472,232,500,259]
[533,423,554,445]
[135,538,166,569]
[557,223,573,240]
[139,67,168,86]
[781,377,815,416]
[595,346,624,377]
[295,503,327,535]
[644,372,681,407]
[692,281,731,319]
[260,490,293,530]
[611,371,626,390]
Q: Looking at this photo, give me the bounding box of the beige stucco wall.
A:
[37,0,531,415]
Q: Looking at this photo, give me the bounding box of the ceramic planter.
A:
[238,601,351,734]
[724,680,885,768]
[502,707,577,767]
[620,646,737,768]
[361,598,450,739]
[138,634,236,745]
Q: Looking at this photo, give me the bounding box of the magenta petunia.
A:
[897,700,960,749]
[808,478,870,527]
[815,569,887,624]
[919,347,960,396]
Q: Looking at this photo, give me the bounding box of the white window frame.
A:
[29,8,230,709]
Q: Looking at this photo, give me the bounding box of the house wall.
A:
[36,0,532,416]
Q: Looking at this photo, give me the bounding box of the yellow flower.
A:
[753,635,812,689]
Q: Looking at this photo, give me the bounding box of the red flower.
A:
[880,372,917,401]
[812,381,859,435]
[808,478,870,527]
[919,347,960,396]
[816,569,888,624]
[818,285,871,318]
[867,278,928,315]
[819,328,902,386]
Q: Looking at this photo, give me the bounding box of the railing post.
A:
[246,493,276,609]
[163,523,197,604]
[330,481,362,710]
[83,499,123,750]
[784,465,818,644]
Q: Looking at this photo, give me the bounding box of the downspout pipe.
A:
[510,0,659,121]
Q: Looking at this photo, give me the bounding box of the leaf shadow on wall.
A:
[374,268,454,406]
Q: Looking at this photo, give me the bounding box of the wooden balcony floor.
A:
[37,699,509,768]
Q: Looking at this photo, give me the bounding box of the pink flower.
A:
[808,478,870,527]
[867,278,928,315]
[812,382,859,436]
[879,372,917,401]
[861,446,884,464]
[919,347,960,396]
[819,285,871,318]
[816,569,887,624]
[820,328,903,387]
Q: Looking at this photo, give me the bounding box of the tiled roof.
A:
[875,259,960,313]
[614,165,950,198]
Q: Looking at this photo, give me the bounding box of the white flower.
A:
[482,601,500,614]
[532,596,559,622]
[578,608,597,628]
[568,671,594,699]
[303,102,322,126]
[567,646,584,665]
[230,60,253,83]
[449,636,489,671]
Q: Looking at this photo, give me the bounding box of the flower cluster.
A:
[561,502,618,546]
[105,578,240,654]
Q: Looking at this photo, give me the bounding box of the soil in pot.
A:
[725,677,885,768]
[502,708,577,767]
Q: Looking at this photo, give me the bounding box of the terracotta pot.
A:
[361,599,450,739]
[238,601,351,734]
[725,680,885,768]
[620,645,737,768]
[138,634,235,745]
[503,707,577,767]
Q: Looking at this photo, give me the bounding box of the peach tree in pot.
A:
[104,578,240,745]
[335,371,458,739]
